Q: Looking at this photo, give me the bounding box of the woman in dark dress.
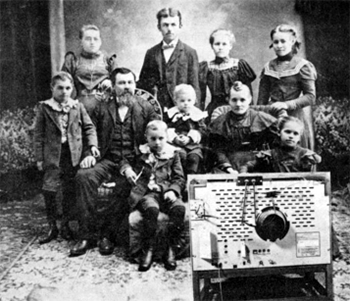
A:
[209,82,278,174]
[199,29,256,118]
[257,24,317,150]
[62,24,117,116]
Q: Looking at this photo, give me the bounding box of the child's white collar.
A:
[43,98,78,113]
[166,106,207,122]
[139,143,177,160]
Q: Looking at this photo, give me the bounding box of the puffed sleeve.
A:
[107,54,118,74]
[238,59,256,94]
[61,52,77,76]
[198,61,209,111]
[257,67,271,105]
[285,62,317,110]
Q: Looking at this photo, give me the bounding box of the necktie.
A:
[162,44,174,50]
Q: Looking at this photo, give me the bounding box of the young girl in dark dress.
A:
[199,29,256,118]
[258,24,317,150]
[62,24,117,116]
[240,116,321,173]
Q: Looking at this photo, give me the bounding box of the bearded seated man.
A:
[71,67,159,257]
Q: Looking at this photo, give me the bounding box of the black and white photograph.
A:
[0,0,349,300]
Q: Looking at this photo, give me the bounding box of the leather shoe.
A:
[39,223,59,244]
[60,223,73,241]
[98,237,114,256]
[138,247,154,272]
[70,240,91,257]
[164,246,177,271]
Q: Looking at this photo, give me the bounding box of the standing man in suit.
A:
[138,7,200,111]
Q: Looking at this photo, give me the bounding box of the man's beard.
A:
[116,91,133,107]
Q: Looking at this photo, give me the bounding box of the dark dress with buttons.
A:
[257,55,317,150]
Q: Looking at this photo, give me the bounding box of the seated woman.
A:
[209,81,278,174]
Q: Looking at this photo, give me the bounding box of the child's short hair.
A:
[145,120,168,135]
[269,24,301,54]
[209,29,236,46]
[79,24,100,39]
[229,81,252,98]
[51,71,74,87]
[174,84,196,101]
[156,8,182,27]
[277,116,304,133]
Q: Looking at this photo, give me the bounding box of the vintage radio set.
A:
[188,173,332,301]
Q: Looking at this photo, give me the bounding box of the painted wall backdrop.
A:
[63,0,305,100]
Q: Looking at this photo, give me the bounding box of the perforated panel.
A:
[188,174,331,271]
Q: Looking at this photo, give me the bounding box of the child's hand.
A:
[164,191,177,202]
[36,161,43,171]
[80,156,96,169]
[91,146,100,158]
[124,168,138,186]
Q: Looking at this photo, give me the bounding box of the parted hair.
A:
[79,24,100,39]
[51,71,73,87]
[209,29,236,46]
[277,116,304,134]
[145,120,168,135]
[111,67,137,85]
[269,24,301,54]
[156,8,182,27]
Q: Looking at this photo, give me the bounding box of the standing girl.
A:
[257,24,317,150]
[62,24,117,116]
[199,29,256,118]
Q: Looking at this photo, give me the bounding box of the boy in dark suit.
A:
[34,72,98,244]
[138,7,200,111]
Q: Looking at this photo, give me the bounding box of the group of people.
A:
[34,7,326,272]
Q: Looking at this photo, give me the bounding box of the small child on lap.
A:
[164,84,207,174]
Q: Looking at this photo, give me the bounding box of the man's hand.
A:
[80,156,96,169]
[164,190,177,202]
[36,161,43,171]
[124,168,138,186]
[91,146,100,158]
[226,167,238,175]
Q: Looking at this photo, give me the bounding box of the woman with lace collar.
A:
[257,24,317,150]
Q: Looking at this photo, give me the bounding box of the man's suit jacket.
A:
[138,40,200,110]
[34,99,98,168]
[90,94,160,172]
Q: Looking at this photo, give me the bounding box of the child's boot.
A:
[139,237,156,272]
[39,221,59,244]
